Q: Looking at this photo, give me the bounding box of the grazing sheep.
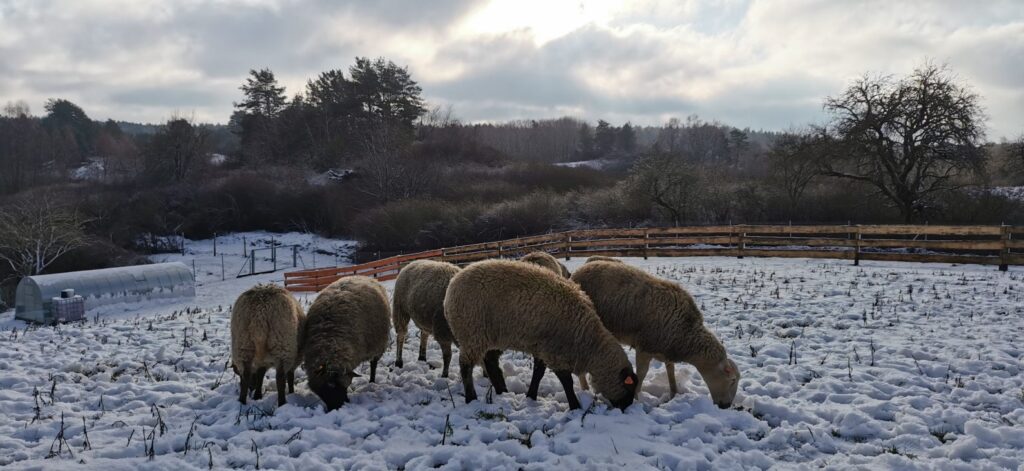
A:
[445,259,638,410]
[520,251,571,277]
[303,276,391,411]
[570,261,740,408]
[231,283,305,406]
[585,255,624,264]
[393,259,461,377]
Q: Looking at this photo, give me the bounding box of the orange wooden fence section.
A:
[284,224,1024,292]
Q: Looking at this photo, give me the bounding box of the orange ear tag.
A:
[624,377,635,385]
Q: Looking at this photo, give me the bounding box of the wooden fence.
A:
[284,224,1023,292]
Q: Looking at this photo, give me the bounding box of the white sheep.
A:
[303,276,391,411]
[392,259,461,377]
[570,261,740,408]
[444,259,638,410]
[231,283,305,406]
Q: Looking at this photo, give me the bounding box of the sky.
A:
[1,0,1022,139]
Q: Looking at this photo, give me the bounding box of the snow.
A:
[1,237,1023,469]
[988,186,1024,202]
[553,159,611,170]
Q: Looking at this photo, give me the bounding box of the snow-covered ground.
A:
[1,238,1023,469]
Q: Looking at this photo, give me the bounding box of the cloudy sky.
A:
[1,0,1022,138]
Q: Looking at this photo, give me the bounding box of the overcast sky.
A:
[1,0,1022,138]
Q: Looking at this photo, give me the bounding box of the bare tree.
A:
[822,62,985,222]
[0,198,90,278]
[355,122,432,203]
[768,130,827,218]
[628,153,699,226]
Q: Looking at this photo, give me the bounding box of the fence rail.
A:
[284,224,1023,292]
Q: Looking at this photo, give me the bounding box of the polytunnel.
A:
[14,262,195,324]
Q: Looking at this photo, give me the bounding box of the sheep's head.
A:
[703,358,740,409]
[308,363,360,411]
[593,366,638,411]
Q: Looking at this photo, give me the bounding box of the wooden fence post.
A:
[737,227,745,259]
[564,233,571,261]
[854,225,862,266]
[999,225,1009,272]
[643,229,649,260]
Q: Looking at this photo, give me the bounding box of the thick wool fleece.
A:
[392,260,461,374]
[303,276,391,409]
[571,261,739,407]
[231,283,305,405]
[444,259,635,406]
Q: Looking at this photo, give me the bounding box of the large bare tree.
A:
[0,198,90,278]
[822,63,985,222]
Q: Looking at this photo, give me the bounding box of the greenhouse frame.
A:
[14,262,195,324]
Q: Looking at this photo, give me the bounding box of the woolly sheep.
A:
[392,259,461,377]
[570,261,740,408]
[303,276,391,411]
[231,283,305,406]
[584,255,624,264]
[444,259,638,410]
[520,251,571,277]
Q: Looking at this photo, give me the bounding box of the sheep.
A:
[392,259,461,377]
[231,283,305,406]
[520,251,571,277]
[444,259,638,410]
[584,255,624,264]
[570,261,740,408]
[303,276,391,411]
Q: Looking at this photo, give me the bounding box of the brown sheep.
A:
[444,259,638,410]
[392,259,461,377]
[231,283,305,406]
[571,261,740,408]
[303,276,391,411]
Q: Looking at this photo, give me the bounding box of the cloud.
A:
[0,0,1021,137]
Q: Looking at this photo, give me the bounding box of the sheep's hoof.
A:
[395,360,403,368]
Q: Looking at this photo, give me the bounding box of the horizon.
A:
[1,0,1022,139]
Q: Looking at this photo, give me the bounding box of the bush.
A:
[478,191,570,239]
[353,199,486,251]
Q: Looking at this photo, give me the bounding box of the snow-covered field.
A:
[2,236,1023,469]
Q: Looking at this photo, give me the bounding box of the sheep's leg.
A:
[370,356,380,383]
[460,360,477,404]
[275,367,287,406]
[440,341,452,378]
[483,350,507,394]
[287,369,295,393]
[577,373,590,391]
[418,331,429,362]
[554,370,581,410]
[394,328,407,368]
[634,351,652,398]
[666,362,678,396]
[526,357,546,400]
[238,366,252,404]
[252,368,268,400]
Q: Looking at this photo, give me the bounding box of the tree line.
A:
[1,58,1023,306]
